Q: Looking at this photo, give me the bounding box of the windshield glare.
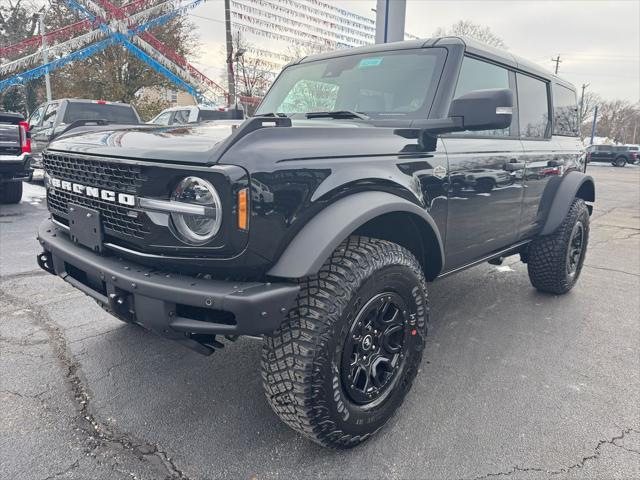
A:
[256,48,446,119]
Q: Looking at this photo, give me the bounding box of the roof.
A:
[297,36,576,91]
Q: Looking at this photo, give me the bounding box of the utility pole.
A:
[551,55,562,75]
[590,105,598,145]
[579,83,589,126]
[39,12,52,103]
[633,121,638,145]
[224,0,235,107]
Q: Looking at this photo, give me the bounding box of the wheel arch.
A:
[267,192,444,280]
[540,171,595,236]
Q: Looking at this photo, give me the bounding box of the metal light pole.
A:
[39,11,52,103]
[375,0,406,44]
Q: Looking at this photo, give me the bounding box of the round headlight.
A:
[170,176,222,245]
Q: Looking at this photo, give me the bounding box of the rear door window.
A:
[453,56,511,137]
[553,84,578,136]
[62,103,139,124]
[43,103,60,126]
[171,110,190,124]
[29,106,45,128]
[517,73,550,139]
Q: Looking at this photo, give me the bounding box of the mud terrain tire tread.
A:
[261,236,428,449]
[527,198,590,294]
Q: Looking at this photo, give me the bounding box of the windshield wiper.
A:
[306,110,370,120]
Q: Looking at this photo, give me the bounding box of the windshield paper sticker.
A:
[358,57,383,68]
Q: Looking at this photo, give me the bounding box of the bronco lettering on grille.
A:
[48,177,136,207]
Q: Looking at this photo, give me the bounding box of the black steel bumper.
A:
[37,220,299,354]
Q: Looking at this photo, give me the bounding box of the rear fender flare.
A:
[540,171,595,236]
[267,191,444,279]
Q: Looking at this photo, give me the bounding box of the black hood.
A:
[46,118,422,166]
[47,121,244,163]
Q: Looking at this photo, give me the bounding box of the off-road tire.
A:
[0,181,23,204]
[527,198,590,294]
[261,236,428,449]
[613,156,627,167]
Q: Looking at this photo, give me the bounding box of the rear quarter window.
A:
[517,73,550,139]
[62,103,139,124]
[553,84,578,136]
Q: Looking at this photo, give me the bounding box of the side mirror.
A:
[395,88,513,143]
[448,88,513,132]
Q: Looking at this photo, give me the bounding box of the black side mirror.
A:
[449,88,513,132]
[395,88,513,143]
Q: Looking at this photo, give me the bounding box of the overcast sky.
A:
[189,0,639,102]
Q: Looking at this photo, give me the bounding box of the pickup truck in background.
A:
[27,99,141,171]
[0,111,32,204]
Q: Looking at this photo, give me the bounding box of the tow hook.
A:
[37,251,55,275]
[108,290,135,323]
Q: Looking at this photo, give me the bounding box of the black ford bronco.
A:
[37,37,594,448]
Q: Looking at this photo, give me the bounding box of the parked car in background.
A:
[586,144,638,166]
[149,104,244,125]
[0,111,32,203]
[28,99,141,170]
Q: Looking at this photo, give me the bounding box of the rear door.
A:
[442,56,525,270]
[517,73,558,239]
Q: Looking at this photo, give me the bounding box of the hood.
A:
[47,121,245,163]
[46,118,422,166]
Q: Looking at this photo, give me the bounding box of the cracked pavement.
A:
[1,166,639,479]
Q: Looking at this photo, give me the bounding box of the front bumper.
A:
[37,220,299,354]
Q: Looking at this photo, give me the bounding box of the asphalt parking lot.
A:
[1,164,638,480]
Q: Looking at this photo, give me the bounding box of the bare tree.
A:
[433,20,506,48]
[593,100,640,143]
[578,91,600,126]
[0,0,42,114]
[232,32,271,99]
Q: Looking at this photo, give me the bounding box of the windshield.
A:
[63,103,139,124]
[256,48,446,119]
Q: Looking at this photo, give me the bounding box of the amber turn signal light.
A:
[238,188,248,230]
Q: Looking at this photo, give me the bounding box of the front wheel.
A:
[527,198,590,294]
[261,236,428,449]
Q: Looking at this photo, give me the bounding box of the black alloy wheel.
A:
[341,292,410,406]
[566,221,585,278]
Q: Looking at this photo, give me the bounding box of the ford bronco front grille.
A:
[43,152,145,194]
[44,152,150,241]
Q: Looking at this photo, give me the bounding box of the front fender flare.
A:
[540,171,595,236]
[267,191,444,279]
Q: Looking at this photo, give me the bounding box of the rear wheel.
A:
[474,178,495,193]
[613,156,627,167]
[0,181,23,204]
[261,236,428,448]
[527,198,590,294]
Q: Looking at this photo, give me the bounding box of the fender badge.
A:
[433,165,447,179]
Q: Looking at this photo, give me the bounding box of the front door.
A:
[441,55,525,271]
